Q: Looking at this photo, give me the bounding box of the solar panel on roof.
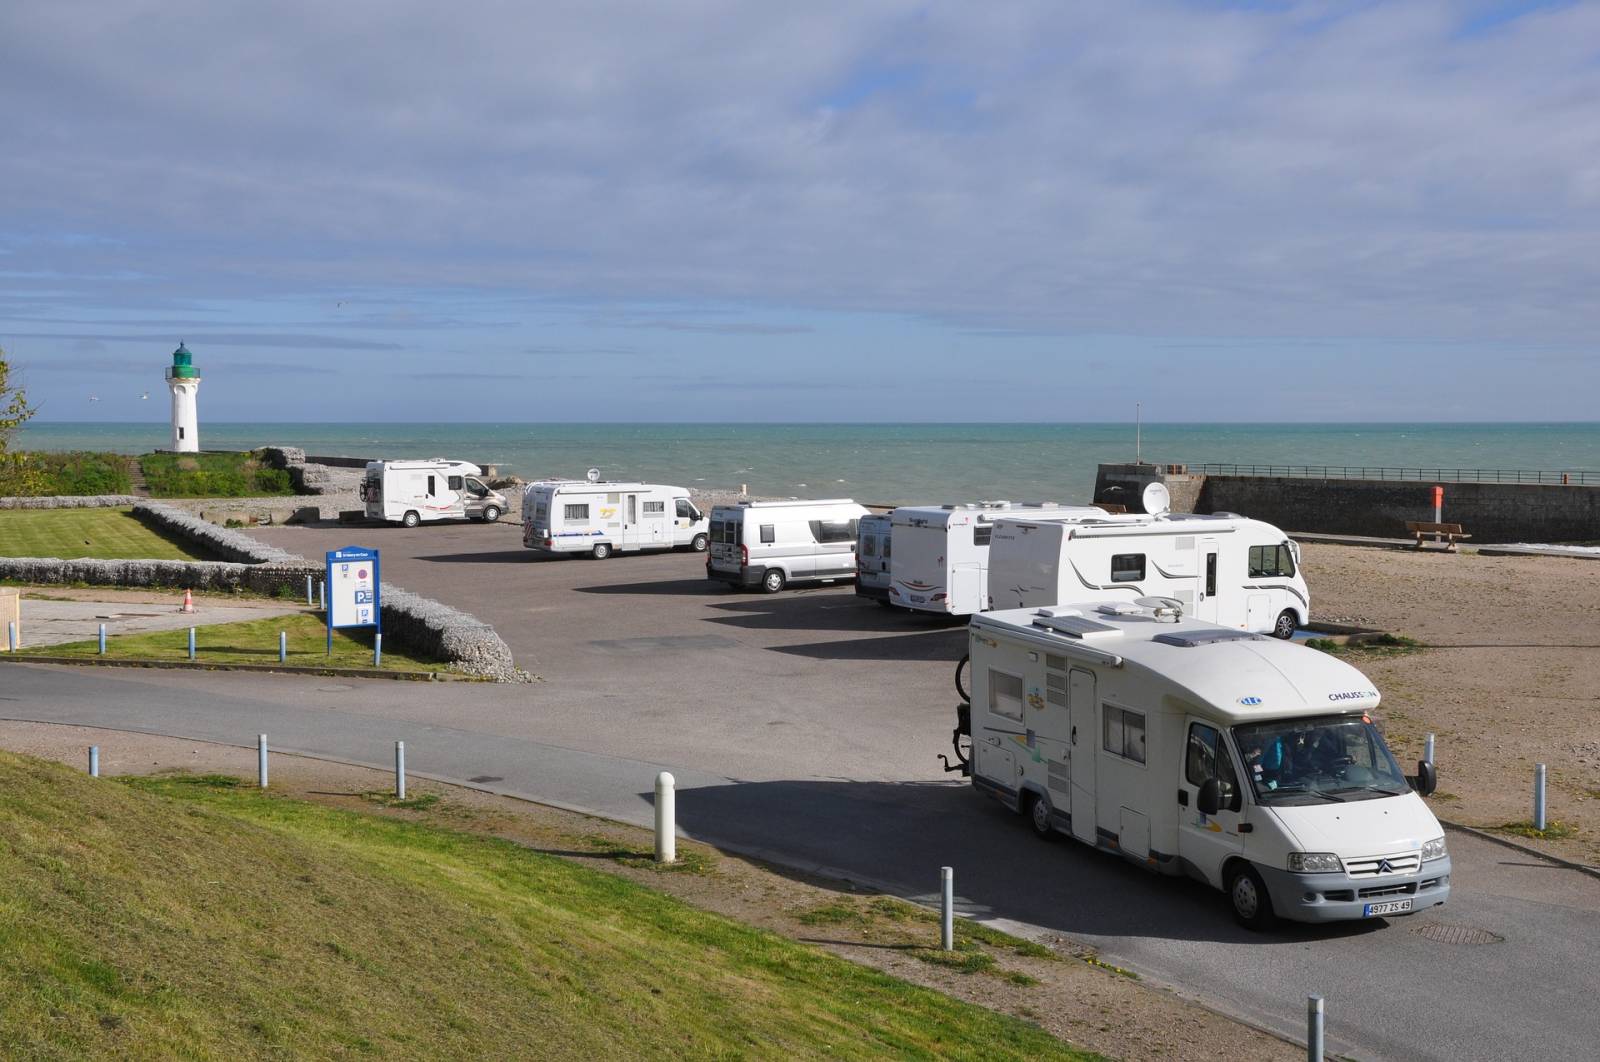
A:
[1153,629,1264,648]
[1032,613,1122,639]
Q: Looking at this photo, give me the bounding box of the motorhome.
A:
[855,512,893,603]
[707,499,870,593]
[522,478,708,558]
[885,502,1109,616]
[953,599,1449,927]
[362,459,507,527]
[987,511,1310,638]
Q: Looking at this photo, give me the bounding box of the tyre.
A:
[954,653,970,703]
[761,568,786,594]
[1027,792,1056,840]
[690,533,709,552]
[1228,864,1276,930]
[591,542,612,560]
[401,511,420,529]
[482,505,501,523]
[1272,609,1297,640]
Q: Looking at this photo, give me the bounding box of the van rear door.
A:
[709,513,742,573]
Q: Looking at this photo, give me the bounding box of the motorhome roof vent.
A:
[980,500,1012,509]
[1153,629,1264,648]
[1095,602,1143,616]
[1032,610,1122,639]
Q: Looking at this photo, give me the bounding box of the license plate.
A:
[1364,899,1412,917]
[910,595,926,603]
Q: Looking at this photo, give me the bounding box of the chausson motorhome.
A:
[953,599,1449,927]
[988,511,1309,638]
[522,478,708,558]
[362,460,508,527]
[885,503,1111,616]
[708,499,870,592]
[855,513,893,603]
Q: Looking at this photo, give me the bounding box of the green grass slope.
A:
[0,508,209,560]
[0,753,1093,1061]
[139,452,293,498]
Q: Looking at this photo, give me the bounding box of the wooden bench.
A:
[1405,521,1471,552]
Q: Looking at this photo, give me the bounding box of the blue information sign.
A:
[325,546,381,654]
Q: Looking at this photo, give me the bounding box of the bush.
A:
[4,451,132,495]
[139,451,297,498]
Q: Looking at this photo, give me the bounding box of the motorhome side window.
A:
[1110,553,1145,582]
[973,524,992,546]
[564,503,589,521]
[1185,723,1237,790]
[760,524,775,544]
[1102,705,1147,764]
[1248,544,1296,578]
[447,476,464,490]
[809,519,858,544]
[426,475,437,496]
[643,501,665,515]
[988,670,1024,721]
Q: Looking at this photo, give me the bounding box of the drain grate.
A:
[1411,921,1505,946]
[468,775,503,784]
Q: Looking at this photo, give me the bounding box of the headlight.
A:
[1287,852,1343,873]
[1421,837,1448,862]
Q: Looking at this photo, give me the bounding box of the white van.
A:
[988,511,1310,638]
[707,499,870,593]
[888,503,1108,616]
[954,599,1449,927]
[362,459,507,527]
[855,513,893,604]
[522,479,708,558]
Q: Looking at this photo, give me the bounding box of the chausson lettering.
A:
[1328,690,1374,701]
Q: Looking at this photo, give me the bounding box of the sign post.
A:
[324,546,382,658]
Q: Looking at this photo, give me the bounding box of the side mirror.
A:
[1411,760,1438,797]
[1198,778,1222,816]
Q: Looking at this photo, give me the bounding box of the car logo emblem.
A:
[1378,859,1393,874]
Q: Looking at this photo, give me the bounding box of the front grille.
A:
[1359,882,1419,899]
[1345,851,1421,877]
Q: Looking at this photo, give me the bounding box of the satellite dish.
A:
[585,468,601,483]
[1141,481,1171,516]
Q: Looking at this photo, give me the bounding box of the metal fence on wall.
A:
[1196,464,1600,486]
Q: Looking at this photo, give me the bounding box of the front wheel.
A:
[482,505,501,523]
[761,568,786,594]
[591,542,612,560]
[401,510,420,529]
[1027,793,1056,840]
[1272,609,1297,640]
[1228,864,1276,930]
[690,533,708,552]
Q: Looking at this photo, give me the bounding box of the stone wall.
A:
[0,494,141,510]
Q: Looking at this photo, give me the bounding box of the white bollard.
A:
[318,581,325,611]
[89,746,99,777]
[7,619,16,652]
[1534,763,1547,831]
[305,574,314,606]
[395,741,406,801]
[188,626,197,660]
[1424,732,1435,764]
[279,630,287,663]
[1307,994,1325,1061]
[941,866,954,951]
[654,771,676,863]
[258,734,269,789]
[373,632,383,668]
[98,623,107,655]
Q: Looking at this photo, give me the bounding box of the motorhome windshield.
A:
[1232,715,1408,805]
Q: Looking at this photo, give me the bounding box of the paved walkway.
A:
[7,596,302,650]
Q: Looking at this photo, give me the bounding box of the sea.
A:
[14,422,1600,505]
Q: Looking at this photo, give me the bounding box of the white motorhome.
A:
[855,513,893,604]
[362,459,507,527]
[886,503,1111,616]
[707,499,870,593]
[954,599,1449,927]
[521,478,708,558]
[988,511,1310,638]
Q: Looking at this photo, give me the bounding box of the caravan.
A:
[884,503,1108,616]
[953,599,1449,927]
[362,460,507,527]
[707,499,870,592]
[987,511,1310,638]
[522,477,708,558]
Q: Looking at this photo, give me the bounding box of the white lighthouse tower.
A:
[165,341,201,452]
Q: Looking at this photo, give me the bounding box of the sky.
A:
[1,0,1597,423]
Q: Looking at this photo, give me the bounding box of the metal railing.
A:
[1196,464,1600,486]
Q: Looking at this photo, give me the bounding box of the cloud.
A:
[0,331,401,350]
[523,344,641,356]
[614,319,813,336]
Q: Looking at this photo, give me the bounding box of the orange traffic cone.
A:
[179,589,196,614]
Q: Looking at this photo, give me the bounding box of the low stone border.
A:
[131,500,301,564]
[0,655,452,682]
[379,586,526,683]
[0,494,141,510]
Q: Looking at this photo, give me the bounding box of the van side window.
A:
[988,670,1024,721]
[974,524,992,547]
[809,519,858,544]
[1102,705,1147,764]
[676,499,694,519]
[643,500,665,515]
[1110,554,1145,582]
[564,503,589,521]
[426,475,437,496]
[760,524,775,544]
[447,476,464,490]
[1248,544,1296,578]
[1186,723,1238,790]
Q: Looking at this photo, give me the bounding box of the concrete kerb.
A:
[0,655,453,681]
[1439,820,1600,882]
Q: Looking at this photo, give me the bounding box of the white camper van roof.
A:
[972,603,1379,724]
[534,480,690,494]
[719,499,859,509]
[371,459,482,475]
[892,502,1102,527]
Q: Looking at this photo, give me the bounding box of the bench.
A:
[1405,521,1471,552]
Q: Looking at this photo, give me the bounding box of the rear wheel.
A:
[1028,793,1056,839]
[1228,864,1276,930]
[690,533,708,552]
[591,542,612,560]
[482,505,501,523]
[401,511,420,529]
[761,568,786,594]
[1272,609,1297,639]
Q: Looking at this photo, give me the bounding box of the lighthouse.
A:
[165,342,201,452]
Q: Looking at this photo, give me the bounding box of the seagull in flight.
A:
[88,394,100,402]
[139,392,150,400]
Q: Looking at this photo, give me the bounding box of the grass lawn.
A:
[47,612,444,674]
[139,451,294,498]
[0,752,1092,1060]
[0,508,208,561]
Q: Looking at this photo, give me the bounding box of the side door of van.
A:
[1194,537,1221,623]
[1177,719,1244,888]
[1068,668,1098,844]
[640,494,668,549]
[810,515,859,580]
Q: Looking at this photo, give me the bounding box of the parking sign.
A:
[325,547,381,647]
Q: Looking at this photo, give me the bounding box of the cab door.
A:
[1177,719,1244,888]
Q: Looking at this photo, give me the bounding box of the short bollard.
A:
[98,623,107,655]
[279,630,287,663]
[1307,994,1325,1061]
[1534,763,1547,831]
[7,620,16,653]
[1424,732,1435,765]
[89,746,99,778]
[187,627,197,661]
[395,741,406,801]
[373,632,383,668]
[940,866,954,951]
[654,771,676,864]
[318,581,326,611]
[305,574,314,606]
[258,734,269,789]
